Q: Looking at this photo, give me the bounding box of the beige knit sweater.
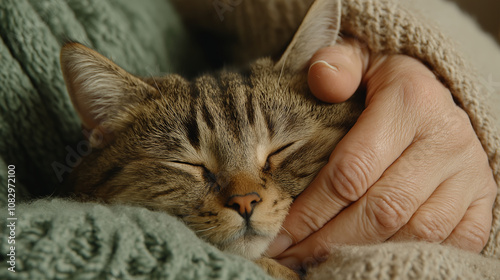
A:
[173,0,500,278]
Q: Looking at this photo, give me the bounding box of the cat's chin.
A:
[219,234,273,260]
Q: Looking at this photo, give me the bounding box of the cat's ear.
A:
[275,0,342,73]
[60,42,158,147]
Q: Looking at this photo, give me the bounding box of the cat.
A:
[61,0,363,279]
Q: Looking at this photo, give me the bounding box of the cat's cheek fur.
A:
[221,236,273,260]
[186,187,293,259]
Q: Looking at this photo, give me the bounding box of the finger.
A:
[389,177,473,243]
[266,75,416,258]
[308,38,369,103]
[396,126,497,252]
[274,139,458,268]
[443,179,496,253]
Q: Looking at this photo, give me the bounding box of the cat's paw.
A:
[255,257,301,280]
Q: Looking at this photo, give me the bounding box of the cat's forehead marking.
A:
[200,102,215,131]
[245,92,256,126]
[255,144,268,168]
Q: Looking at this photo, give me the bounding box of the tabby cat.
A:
[61,0,363,279]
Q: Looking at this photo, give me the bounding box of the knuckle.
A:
[410,211,451,242]
[295,204,330,235]
[366,191,413,234]
[484,179,498,198]
[457,222,490,252]
[468,135,490,166]
[473,159,497,198]
[452,106,472,128]
[447,109,476,147]
[441,113,490,172]
[445,111,469,137]
[330,151,374,202]
[419,106,478,160]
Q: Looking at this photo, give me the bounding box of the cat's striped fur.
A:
[64,52,362,257]
[62,0,362,278]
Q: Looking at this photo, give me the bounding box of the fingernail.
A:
[265,234,293,257]
[309,60,339,72]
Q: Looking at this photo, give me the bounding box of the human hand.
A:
[266,38,497,269]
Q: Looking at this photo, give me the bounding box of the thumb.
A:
[308,38,369,103]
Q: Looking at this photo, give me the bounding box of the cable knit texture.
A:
[0,199,273,280]
[0,0,195,199]
[1,0,500,279]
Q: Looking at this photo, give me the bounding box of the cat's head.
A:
[61,0,350,259]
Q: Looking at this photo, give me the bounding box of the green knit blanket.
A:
[0,0,272,279]
[2,1,500,279]
[0,199,272,279]
[0,0,195,199]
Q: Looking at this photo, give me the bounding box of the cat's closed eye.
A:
[263,142,295,172]
[170,161,220,191]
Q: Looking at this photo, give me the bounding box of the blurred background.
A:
[451,0,500,42]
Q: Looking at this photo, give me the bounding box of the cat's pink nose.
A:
[226,192,262,220]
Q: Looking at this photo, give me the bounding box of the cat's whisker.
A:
[149,73,164,96]
[196,225,218,233]
[283,78,292,95]
[277,55,288,87]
